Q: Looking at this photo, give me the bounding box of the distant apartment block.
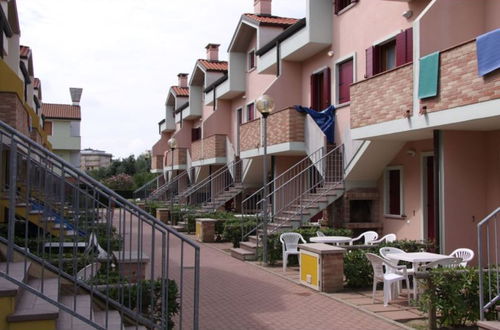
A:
[80,148,113,171]
[42,88,83,168]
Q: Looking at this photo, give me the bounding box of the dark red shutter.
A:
[389,170,401,215]
[310,74,317,108]
[322,67,331,109]
[365,46,380,78]
[339,60,353,104]
[405,28,413,63]
[334,0,341,14]
[396,31,407,67]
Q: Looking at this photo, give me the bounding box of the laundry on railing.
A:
[418,51,440,99]
[294,105,335,143]
[476,28,500,76]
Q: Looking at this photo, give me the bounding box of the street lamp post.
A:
[256,95,274,265]
[168,138,177,222]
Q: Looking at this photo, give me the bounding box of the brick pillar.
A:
[196,218,216,242]
[156,208,170,224]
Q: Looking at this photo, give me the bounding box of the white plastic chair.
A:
[350,231,378,245]
[369,233,397,245]
[449,248,474,267]
[76,262,101,281]
[366,253,411,306]
[424,257,463,269]
[380,246,417,297]
[316,231,325,237]
[280,233,306,272]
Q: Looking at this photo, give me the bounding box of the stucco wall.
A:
[48,120,81,151]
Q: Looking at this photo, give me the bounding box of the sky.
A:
[16,0,305,159]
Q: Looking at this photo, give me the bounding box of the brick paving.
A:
[113,211,406,329]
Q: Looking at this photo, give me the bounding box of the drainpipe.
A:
[433,130,441,252]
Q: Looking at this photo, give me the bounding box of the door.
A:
[425,156,435,241]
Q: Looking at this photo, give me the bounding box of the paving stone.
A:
[377,310,424,321]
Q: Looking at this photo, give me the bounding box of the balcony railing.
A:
[350,63,413,129]
[191,134,226,163]
[240,107,305,153]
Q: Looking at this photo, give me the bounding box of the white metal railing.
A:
[242,144,344,239]
[132,174,163,200]
[478,207,500,320]
[0,120,200,329]
[148,170,190,202]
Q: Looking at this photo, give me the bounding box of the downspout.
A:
[433,130,441,252]
[276,41,280,77]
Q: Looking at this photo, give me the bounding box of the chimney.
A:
[205,43,220,61]
[254,0,272,16]
[177,73,188,88]
[69,87,83,106]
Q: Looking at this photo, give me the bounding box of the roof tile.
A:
[243,14,299,26]
[42,103,81,120]
[198,60,228,72]
[172,86,189,96]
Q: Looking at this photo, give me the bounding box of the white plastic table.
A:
[309,236,352,245]
[385,252,452,299]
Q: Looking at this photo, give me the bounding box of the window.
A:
[365,28,413,78]
[334,0,358,14]
[310,67,331,110]
[337,58,353,104]
[248,49,256,71]
[246,103,255,122]
[44,121,53,135]
[191,127,201,142]
[384,167,404,216]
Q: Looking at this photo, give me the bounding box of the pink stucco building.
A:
[149,0,500,259]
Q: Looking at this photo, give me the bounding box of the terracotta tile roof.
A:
[33,78,41,89]
[198,59,228,72]
[20,45,31,59]
[42,103,81,120]
[243,14,299,27]
[172,86,189,97]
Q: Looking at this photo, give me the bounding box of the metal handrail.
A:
[0,119,200,329]
[241,147,325,211]
[179,160,231,199]
[242,144,344,242]
[478,206,500,320]
[184,159,243,208]
[148,170,190,202]
[133,174,162,199]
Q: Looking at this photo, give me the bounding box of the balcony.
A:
[159,118,174,133]
[351,38,500,142]
[151,155,164,173]
[165,148,187,170]
[191,134,227,167]
[240,107,306,158]
[350,63,414,130]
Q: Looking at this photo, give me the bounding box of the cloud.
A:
[16,0,305,159]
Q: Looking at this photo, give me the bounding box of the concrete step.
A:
[248,235,259,244]
[240,241,257,252]
[94,310,122,330]
[0,262,30,297]
[230,248,256,261]
[478,321,500,330]
[171,225,186,232]
[57,294,94,329]
[8,277,59,323]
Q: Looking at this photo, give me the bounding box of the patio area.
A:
[195,237,430,329]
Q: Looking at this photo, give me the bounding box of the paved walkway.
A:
[114,210,403,330]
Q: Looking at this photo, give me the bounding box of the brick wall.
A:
[151,155,164,170]
[152,134,169,156]
[0,92,30,137]
[191,139,202,161]
[166,148,187,166]
[421,41,500,113]
[240,108,305,152]
[351,63,413,129]
[191,135,226,161]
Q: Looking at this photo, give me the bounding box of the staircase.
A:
[0,120,200,329]
[132,174,163,200]
[477,207,500,329]
[181,159,243,212]
[231,145,344,261]
[147,170,190,202]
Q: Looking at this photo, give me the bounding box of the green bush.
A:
[106,279,179,329]
[417,268,497,328]
[223,218,257,247]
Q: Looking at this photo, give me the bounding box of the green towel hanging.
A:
[418,51,440,99]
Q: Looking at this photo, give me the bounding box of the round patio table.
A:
[309,236,352,245]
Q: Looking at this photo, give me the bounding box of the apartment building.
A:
[80,148,113,171]
[149,0,500,256]
[42,88,83,168]
[0,0,49,148]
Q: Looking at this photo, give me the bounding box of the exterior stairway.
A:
[199,183,244,212]
[231,145,344,261]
